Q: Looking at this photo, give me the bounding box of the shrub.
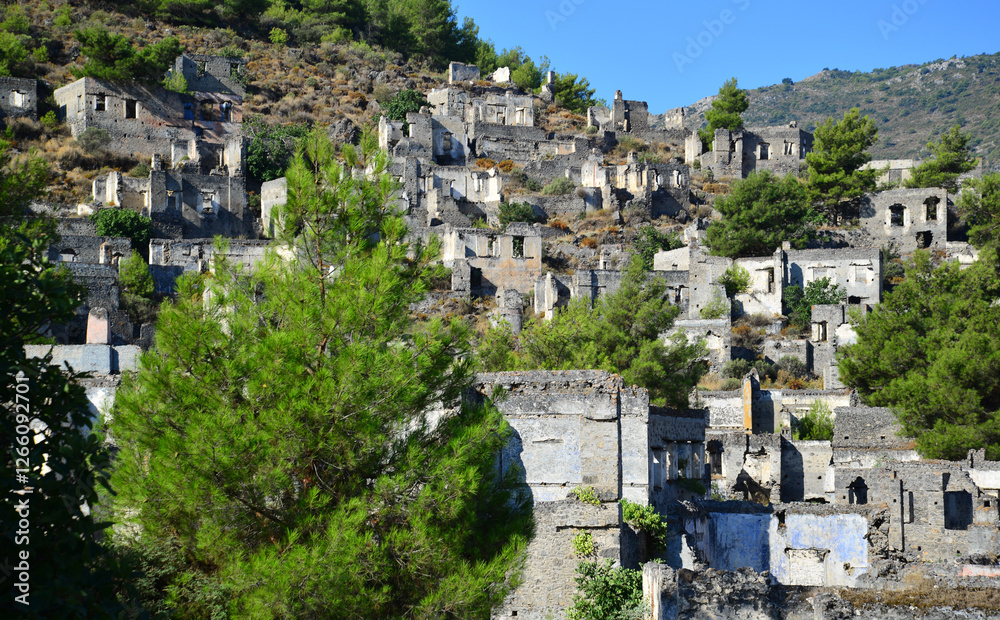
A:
[118,250,154,298]
[90,208,152,251]
[580,237,598,249]
[549,219,571,232]
[497,159,515,173]
[54,5,73,29]
[568,561,645,620]
[498,201,541,228]
[39,111,59,131]
[634,226,683,270]
[700,293,729,319]
[475,158,496,169]
[721,358,751,380]
[382,89,428,122]
[793,400,834,441]
[585,125,598,135]
[720,377,741,390]
[572,531,595,558]
[776,356,809,379]
[128,162,151,178]
[163,71,188,93]
[572,486,601,506]
[269,27,288,47]
[620,498,669,556]
[542,176,575,196]
[752,359,778,382]
[719,263,752,297]
[731,324,764,353]
[77,127,111,152]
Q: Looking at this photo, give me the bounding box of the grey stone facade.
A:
[0,77,36,121]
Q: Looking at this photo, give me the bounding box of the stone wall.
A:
[173,54,247,97]
[0,77,37,121]
[475,370,659,619]
[857,187,948,252]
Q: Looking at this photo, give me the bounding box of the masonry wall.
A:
[476,370,654,620]
[858,187,948,252]
[0,77,37,120]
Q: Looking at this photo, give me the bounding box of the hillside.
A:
[657,52,1000,170]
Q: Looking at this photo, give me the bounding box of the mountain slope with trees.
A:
[659,53,1000,169]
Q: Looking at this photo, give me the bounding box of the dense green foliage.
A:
[620,498,669,557]
[109,130,530,617]
[382,88,429,121]
[718,263,752,298]
[117,250,154,298]
[958,172,1000,250]
[633,226,683,271]
[806,108,880,216]
[0,30,29,77]
[793,400,834,441]
[498,201,542,228]
[568,560,645,620]
[705,170,818,258]
[90,207,153,253]
[699,77,748,149]
[73,28,183,81]
[784,277,847,329]
[245,117,310,183]
[0,144,118,617]
[541,176,576,195]
[479,257,707,407]
[905,124,978,191]
[838,251,1000,460]
[552,72,599,114]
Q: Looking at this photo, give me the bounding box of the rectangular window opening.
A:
[124,99,137,119]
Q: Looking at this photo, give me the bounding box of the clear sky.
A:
[455,0,1000,112]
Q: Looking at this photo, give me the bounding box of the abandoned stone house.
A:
[856,186,948,252]
[474,370,708,620]
[689,123,813,179]
[0,76,37,121]
[92,158,252,240]
[442,222,542,296]
[54,54,244,162]
[652,244,882,321]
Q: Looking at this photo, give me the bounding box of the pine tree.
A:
[109,130,531,617]
[705,170,818,259]
[906,124,978,192]
[480,257,707,408]
[699,77,749,150]
[806,108,880,218]
[0,144,118,617]
[838,250,1000,460]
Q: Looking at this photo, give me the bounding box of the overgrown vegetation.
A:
[718,263,752,297]
[498,201,543,228]
[784,277,847,330]
[793,400,835,440]
[620,498,669,556]
[568,560,646,620]
[633,226,683,270]
[706,170,819,259]
[90,207,153,254]
[699,77,748,150]
[479,257,708,407]
[839,249,1000,460]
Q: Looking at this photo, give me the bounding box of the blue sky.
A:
[455,0,1000,112]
